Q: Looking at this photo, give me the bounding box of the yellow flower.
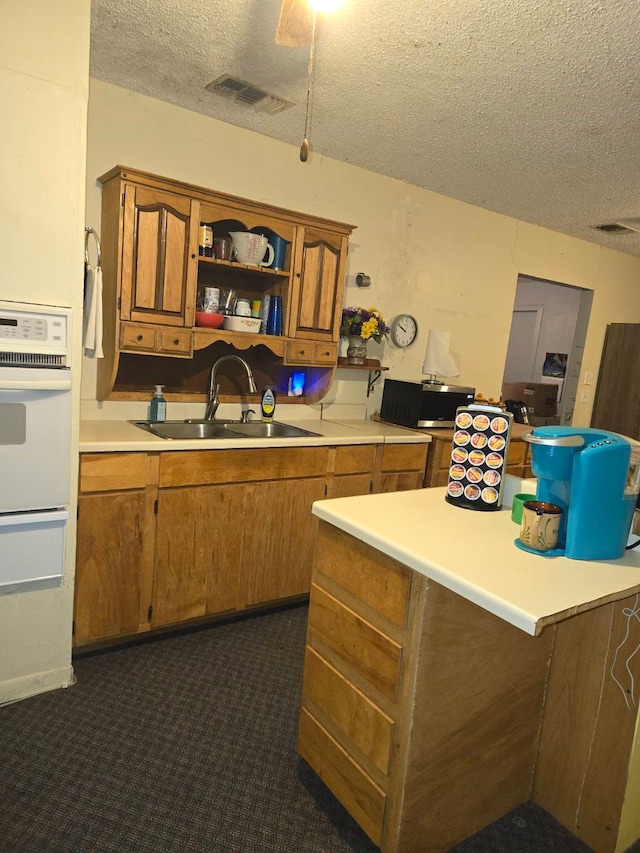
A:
[361,318,377,340]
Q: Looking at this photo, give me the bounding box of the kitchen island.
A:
[299,484,640,853]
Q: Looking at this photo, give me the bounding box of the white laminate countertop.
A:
[78,418,432,452]
[311,481,640,636]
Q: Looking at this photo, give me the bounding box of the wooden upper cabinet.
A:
[97,166,355,401]
[288,227,349,341]
[120,184,198,327]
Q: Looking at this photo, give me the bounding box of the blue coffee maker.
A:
[522,426,640,560]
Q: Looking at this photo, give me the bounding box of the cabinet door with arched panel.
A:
[121,184,198,327]
[288,226,350,342]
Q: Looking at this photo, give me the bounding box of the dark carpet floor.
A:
[0,603,620,852]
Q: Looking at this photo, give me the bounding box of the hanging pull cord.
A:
[300,10,317,162]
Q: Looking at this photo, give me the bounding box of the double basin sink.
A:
[130,419,320,441]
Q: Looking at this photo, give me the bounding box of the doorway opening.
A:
[502,275,593,425]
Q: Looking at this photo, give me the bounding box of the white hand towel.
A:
[83,264,104,358]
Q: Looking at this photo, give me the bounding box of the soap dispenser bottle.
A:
[261,386,276,422]
[149,385,167,423]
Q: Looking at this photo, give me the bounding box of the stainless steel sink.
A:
[130,420,240,440]
[130,420,319,440]
[224,422,320,439]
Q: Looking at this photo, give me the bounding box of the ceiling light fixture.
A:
[299,1,345,162]
[309,0,346,11]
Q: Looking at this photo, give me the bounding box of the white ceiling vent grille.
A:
[206,74,294,115]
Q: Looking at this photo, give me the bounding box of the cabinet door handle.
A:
[137,334,143,341]
[173,339,180,346]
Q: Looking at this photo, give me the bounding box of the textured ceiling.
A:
[90,0,640,256]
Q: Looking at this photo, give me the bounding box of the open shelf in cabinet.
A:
[197,257,289,280]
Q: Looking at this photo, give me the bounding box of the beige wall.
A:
[0,0,89,703]
[84,80,640,424]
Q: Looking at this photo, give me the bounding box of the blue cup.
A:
[269,234,288,271]
[266,295,283,336]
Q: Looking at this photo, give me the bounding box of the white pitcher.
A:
[229,232,275,267]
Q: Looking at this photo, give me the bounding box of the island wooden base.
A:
[298,522,640,852]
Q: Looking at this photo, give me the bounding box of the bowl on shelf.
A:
[195,312,224,329]
[223,316,262,333]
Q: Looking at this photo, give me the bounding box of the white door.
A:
[503,306,543,383]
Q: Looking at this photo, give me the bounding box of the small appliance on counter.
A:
[380,378,475,429]
[519,426,640,560]
[445,405,514,511]
[504,399,530,424]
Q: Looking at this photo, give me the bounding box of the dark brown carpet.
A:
[0,603,623,852]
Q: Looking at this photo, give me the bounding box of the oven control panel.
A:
[0,302,69,356]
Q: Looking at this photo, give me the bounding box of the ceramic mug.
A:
[229,231,274,267]
[519,500,563,551]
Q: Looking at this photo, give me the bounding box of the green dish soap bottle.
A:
[149,384,167,423]
[261,386,276,422]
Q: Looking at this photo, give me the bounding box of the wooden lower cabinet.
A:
[241,477,327,605]
[152,475,327,628]
[299,522,553,852]
[74,439,429,648]
[74,452,156,646]
[74,491,152,645]
[374,443,428,493]
[152,483,245,627]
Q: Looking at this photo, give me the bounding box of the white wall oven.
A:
[0,301,72,591]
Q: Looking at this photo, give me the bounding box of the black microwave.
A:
[380,378,476,429]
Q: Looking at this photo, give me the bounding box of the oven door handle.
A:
[0,378,72,391]
[0,509,68,527]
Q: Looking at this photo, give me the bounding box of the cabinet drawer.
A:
[308,583,403,701]
[312,341,337,364]
[298,708,385,847]
[285,340,337,365]
[380,443,428,472]
[303,646,394,775]
[120,323,156,352]
[285,341,314,364]
[334,444,376,475]
[79,452,149,493]
[157,327,192,356]
[316,523,411,628]
[159,446,330,487]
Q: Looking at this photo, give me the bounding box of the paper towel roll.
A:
[421,329,460,378]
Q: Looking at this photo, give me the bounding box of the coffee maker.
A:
[522,426,640,560]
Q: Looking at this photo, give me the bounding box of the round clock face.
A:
[390,314,418,348]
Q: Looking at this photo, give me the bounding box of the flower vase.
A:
[346,335,367,365]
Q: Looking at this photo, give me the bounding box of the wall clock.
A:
[390,314,418,348]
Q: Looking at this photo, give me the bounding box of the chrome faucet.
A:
[205,354,257,421]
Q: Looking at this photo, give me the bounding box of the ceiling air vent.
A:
[206,74,294,115]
